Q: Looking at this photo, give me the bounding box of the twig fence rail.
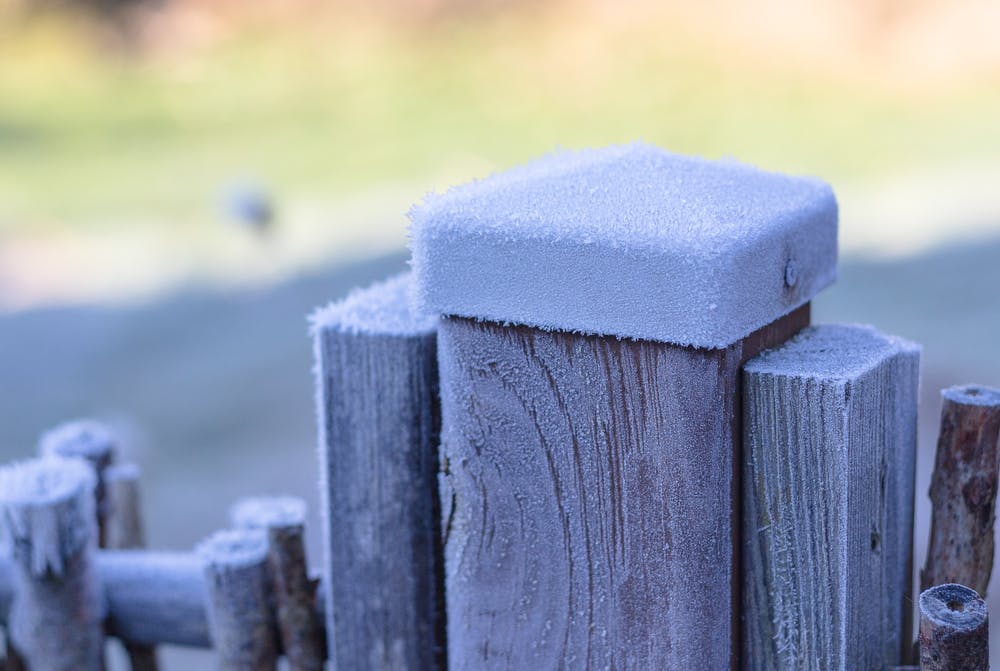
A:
[1,145,999,670]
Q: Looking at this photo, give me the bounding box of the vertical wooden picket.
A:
[312,272,444,670]
[742,324,920,670]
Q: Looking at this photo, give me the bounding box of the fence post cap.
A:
[410,143,837,347]
[743,323,920,380]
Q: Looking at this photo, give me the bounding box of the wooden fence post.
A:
[921,385,1000,596]
[918,583,988,671]
[311,272,444,670]
[742,324,920,670]
[231,496,326,671]
[104,463,159,671]
[410,144,837,668]
[38,420,117,547]
[39,420,161,670]
[0,457,105,670]
[197,529,279,671]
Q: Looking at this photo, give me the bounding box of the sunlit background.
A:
[2,0,999,667]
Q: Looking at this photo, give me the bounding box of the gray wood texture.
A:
[38,420,117,547]
[314,324,445,670]
[231,497,326,671]
[0,458,105,671]
[104,464,159,671]
[921,386,1000,596]
[104,464,147,552]
[918,583,988,671]
[437,306,808,670]
[198,529,279,671]
[742,324,920,671]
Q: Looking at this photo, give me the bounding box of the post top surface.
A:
[413,143,832,252]
[310,272,437,338]
[743,324,920,381]
[410,143,838,348]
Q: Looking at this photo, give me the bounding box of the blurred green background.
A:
[1,0,999,667]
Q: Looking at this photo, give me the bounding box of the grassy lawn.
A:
[3,4,1000,240]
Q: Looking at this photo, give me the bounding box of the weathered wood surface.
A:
[742,324,920,670]
[918,583,988,671]
[314,313,444,669]
[104,463,159,671]
[38,420,117,547]
[921,386,1000,596]
[198,529,279,671]
[232,497,326,671]
[1,549,328,651]
[0,458,105,671]
[437,305,808,670]
[104,464,147,551]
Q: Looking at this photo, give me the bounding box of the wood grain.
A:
[104,464,159,671]
[921,386,1000,596]
[437,306,808,670]
[742,324,920,670]
[315,329,445,670]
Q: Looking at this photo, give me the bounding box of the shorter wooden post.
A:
[312,272,444,670]
[0,458,105,670]
[104,463,158,671]
[38,420,117,546]
[919,584,988,671]
[104,464,147,551]
[743,324,920,670]
[198,529,279,671]
[922,386,1000,595]
[231,496,325,671]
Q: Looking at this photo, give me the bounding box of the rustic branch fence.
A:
[1,144,999,670]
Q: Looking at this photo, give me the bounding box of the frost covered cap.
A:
[409,143,838,348]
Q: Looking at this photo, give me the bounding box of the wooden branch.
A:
[312,274,445,670]
[742,324,920,670]
[104,464,147,551]
[918,583,988,671]
[99,551,210,648]
[38,420,117,547]
[436,306,807,669]
[231,497,325,671]
[0,550,331,652]
[103,464,158,671]
[197,529,279,670]
[922,385,1000,596]
[0,458,105,670]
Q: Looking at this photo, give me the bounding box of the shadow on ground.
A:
[0,237,997,667]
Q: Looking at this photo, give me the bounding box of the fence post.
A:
[918,583,988,671]
[921,385,1000,595]
[311,272,444,669]
[38,420,116,547]
[197,528,279,671]
[103,463,159,670]
[0,458,105,670]
[231,496,326,671]
[742,324,920,670]
[410,144,837,668]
